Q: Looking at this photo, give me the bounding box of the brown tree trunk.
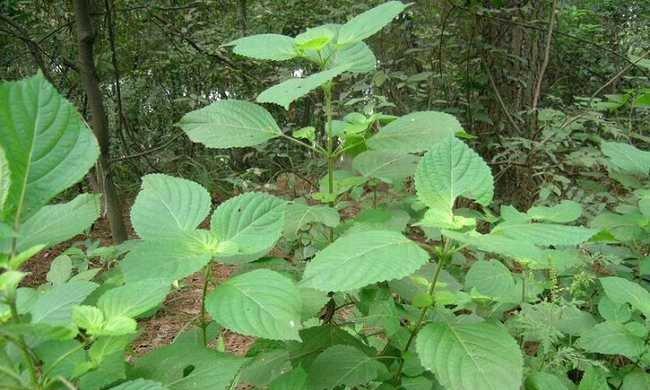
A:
[73,0,128,243]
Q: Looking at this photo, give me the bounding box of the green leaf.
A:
[98,279,170,318]
[12,193,100,252]
[577,321,645,358]
[0,147,9,211]
[601,141,650,176]
[598,296,631,322]
[283,202,340,239]
[337,1,408,46]
[301,230,429,292]
[0,270,26,293]
[491,223,597,246]
[120,236,212,284]
[465,260,517,302]
[600,277,650,317]
[292,126,316,143]
[109,379,167,390]
[178,100,281,148]
[206,269,302,341]
[578,366,609,390]
[257,66,349,110]
[35,339,87,379]
[101,316,137,336]
[416,321,523,390]
[367,112,462,153]
[415,136,493,222]
[270,366,308,390]
[287,325,371,368]
[0,73,99,223]
[46,255,72,286]
[132,339,246,389]
[307,345,385,389]
[228,34,297,61]
[353,150,419,184]
[442,230,545,265]
[295,27,335,51]
[131,174,211,240]
[526,372,568,390]
[29,281,97,326]
[622,370,650,390]
[526,200,583,223]
[330,42,376,73]
[211,192,286,263]
[73,305,104,334]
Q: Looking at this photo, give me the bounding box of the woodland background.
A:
[1,0,649,244]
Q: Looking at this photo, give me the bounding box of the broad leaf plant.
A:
[1,2,649,389]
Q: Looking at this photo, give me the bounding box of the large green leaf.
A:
[205,269,302,341]
[336,1,408,46]
[415,136,493,226]
[577,321,645,358]
[465,260,518,302]
[120,235,212,284]
[442,230,545,264]
[178,100,280,148]
[131,174,211,240]
[11,193,100,252]
[600,277,650,317]
[353,150,419,184]
[29,281,97,326]
[416,321,523,390]
[98,279,170,319]
[257,66,349,110]
[366,112,462,153]
[307,345,385,389]
[0,73,99,223]
[601,141,650,176]
[283,202,340,239]
[210,192,286,263]
[491,223,597,246]
[330,42,376,73]
[228,34,297,61]
[132,342,245,390]
[301,230,429,292]
[526,200,583,223]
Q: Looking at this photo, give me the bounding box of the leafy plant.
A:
[2,2,650,390]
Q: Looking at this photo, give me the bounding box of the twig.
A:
[531,0,558,114]
[109,132,185,164]
[482,58,523,134]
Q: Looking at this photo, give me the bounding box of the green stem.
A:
[200,264,212,347]
[323,82,335,242]
[393,251,446,384]
[278,132,326,156]
[2,335,39,388]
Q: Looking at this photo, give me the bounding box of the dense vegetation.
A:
[1,0,649,389]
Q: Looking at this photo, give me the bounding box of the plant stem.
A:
[323,81,335,242]
[323,82,335,198]
[200,264,212,347]
[278,132,326,156]
[393,251,446,384]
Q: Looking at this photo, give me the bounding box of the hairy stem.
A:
[323,82,335,242]
[200,265,212,346]
[393,250,447,383]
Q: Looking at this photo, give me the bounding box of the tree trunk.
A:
[73,0,128,244]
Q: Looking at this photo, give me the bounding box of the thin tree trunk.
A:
[73,0,128,243]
